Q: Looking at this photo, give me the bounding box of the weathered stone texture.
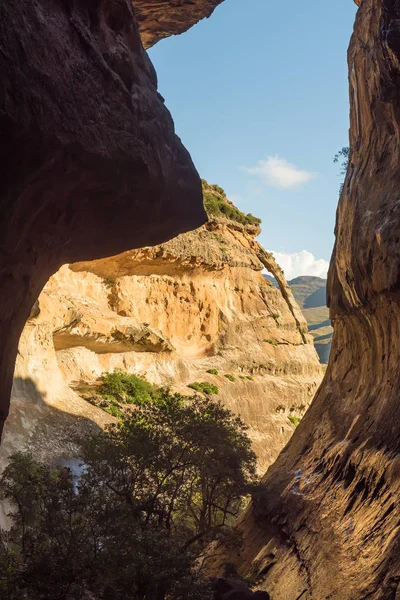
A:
[2,218,322,474]
[0,0,209,433]
[213,2,400,598]
[134,0,225,48]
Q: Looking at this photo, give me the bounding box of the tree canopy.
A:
[0,391,258,600]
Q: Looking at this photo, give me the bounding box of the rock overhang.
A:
[0,0,226,429]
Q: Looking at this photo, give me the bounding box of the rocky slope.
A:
[212,2,400,598]
[1,185,323,475]
[289,276,332,364]
[264,275,332,363]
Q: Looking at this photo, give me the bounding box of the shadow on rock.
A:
[212,577,270,600]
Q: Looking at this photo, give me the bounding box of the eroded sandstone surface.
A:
[0,0,214,437]
[2,190,322,474]
[134,0,225,48]
[211,2,400,598]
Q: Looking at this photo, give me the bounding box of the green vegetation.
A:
[220,247,227,255]
[333,146,351,192]
[0,394,257,600]
[104,401,123,418]
[246,375,254,381]
[288,416,301,427]
[99,369,158,405]
[264,339,277,346]
[202,180,261,227]
[224,374,236,382]
[188,381,219,395]
[85,371,186,418]
[206,368,219,375]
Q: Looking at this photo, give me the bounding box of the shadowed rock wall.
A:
[0,0,229,434]
[213,2,400,598]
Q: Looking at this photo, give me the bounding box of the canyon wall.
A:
[215,2,400,598]
[0,0,228,436]
[2,190,322,474]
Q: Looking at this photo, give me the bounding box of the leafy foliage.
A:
[202,180,261,227]
[188,381,219,395]
[333,146,351,193]
[206,369,218,376]
[0,393,257,600]
[333,146,350,175]
[99,369,158,405]
[224,374,236,382]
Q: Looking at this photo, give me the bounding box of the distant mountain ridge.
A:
[264,274,332,364]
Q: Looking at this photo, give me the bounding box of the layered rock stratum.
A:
[3,1,400,597]
[134,0,225,48]
[210,2,400,598]
[2,184,323,475]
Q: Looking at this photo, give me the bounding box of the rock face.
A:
[0,0,227,436]
[213,2,400,598]
[2,192,322,474]
[134,0,225,48]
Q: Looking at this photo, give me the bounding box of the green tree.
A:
[333,146,351,192]
[0,393,257,600]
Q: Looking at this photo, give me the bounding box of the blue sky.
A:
[149,0,357,278]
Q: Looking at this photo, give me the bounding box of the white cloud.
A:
[244,155,316,189]
[267,250,329,280]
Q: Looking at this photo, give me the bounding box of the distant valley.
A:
[265,274,332,364]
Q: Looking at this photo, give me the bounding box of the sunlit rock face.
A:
[0,0,215,433]
[2,213,322,474]
[134,0,225,48]
[211,2,400,598]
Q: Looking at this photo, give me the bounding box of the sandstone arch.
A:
[0,0,226,434]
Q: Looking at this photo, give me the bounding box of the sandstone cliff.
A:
[1,185,322,475]
[212,2,400,598]
[0,0,226,436]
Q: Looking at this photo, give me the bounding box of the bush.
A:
[99,369,158,405]
[188,381,219,395]
[202,181,261,227]
[288,416,301,427]
[206,369,219,375]
[264,339,277,346]
[103,400,123,419]
[224,374,236,382]
[0,394,257,600]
